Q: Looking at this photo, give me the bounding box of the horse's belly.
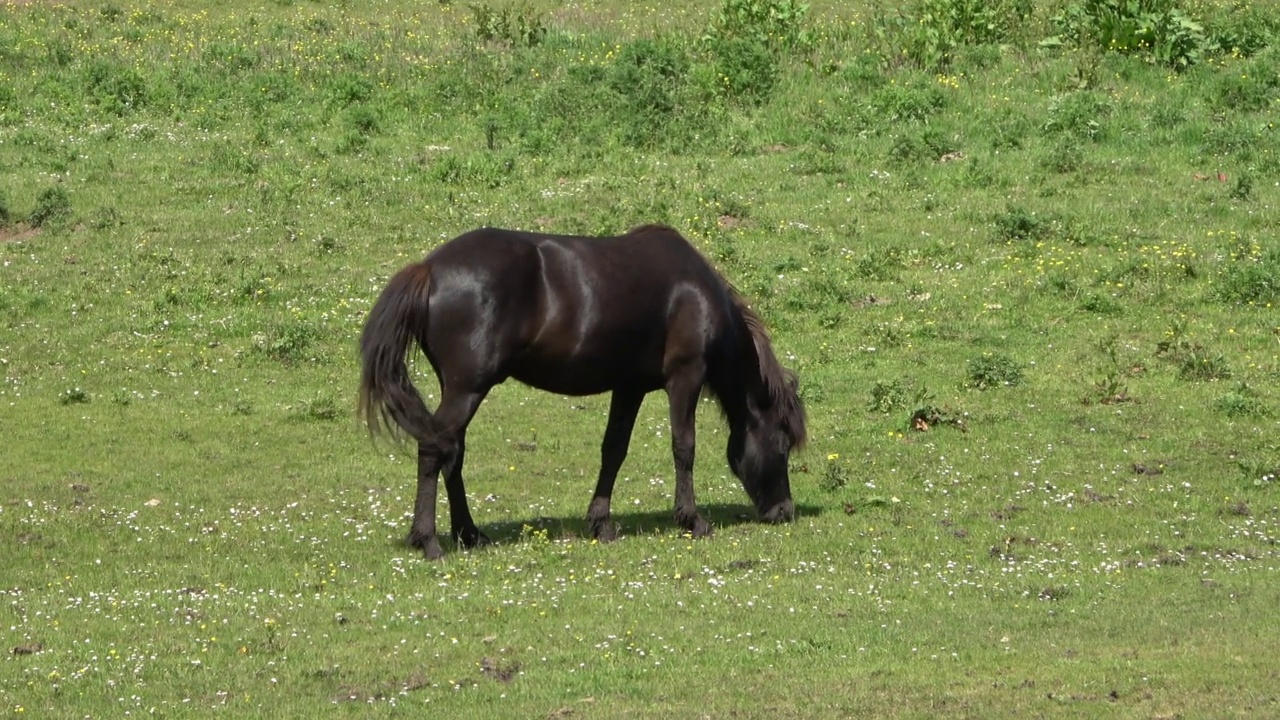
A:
[507,351,663,397]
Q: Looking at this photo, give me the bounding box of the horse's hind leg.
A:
[444,427,490,549]
[409,441,447,560]
[587,388,645,542]
[431,387,490,551]
[406,387,488,559]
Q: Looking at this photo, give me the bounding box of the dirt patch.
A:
[480,656,521,683]
[334,672,430,703]
[0,225,41,244]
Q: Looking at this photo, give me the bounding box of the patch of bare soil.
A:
[0,224,40,243]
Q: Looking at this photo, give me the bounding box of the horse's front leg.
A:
[587,389,645,542]
[666,372,712,538]
[443,428,490,550]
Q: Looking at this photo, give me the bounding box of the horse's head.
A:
[718,289,807,524]
[727,371,806,524]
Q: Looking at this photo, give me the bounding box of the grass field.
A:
[2,0,1279,716]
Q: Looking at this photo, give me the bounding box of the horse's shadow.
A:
[397,501,824,551]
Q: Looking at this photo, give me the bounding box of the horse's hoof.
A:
[591,519,618,543]
[408,529,445,560]
[455,527,491,550]
[690,516,713,538]
[761,499,795,524]
[423,539,444,560]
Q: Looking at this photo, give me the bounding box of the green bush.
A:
[994,206,1051,242]
[1210,48,1280,113]
[1043,90,1111,140]
[30,185,72,228]
[874,0,1032,71]
[708,36,778,103]
[1215,246,1280,305]
[703,0,813,53]
[609,37,691,145]
[965,352,1024,389]
[1049,0,1209,69]
[870,82,946,124]
[84,58,148,115]
[470,1,547,48]
[1199,2,1280,57]
[869,378,909,413]
[1216,382,1271,419]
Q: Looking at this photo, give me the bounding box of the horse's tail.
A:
[358,262,439,446]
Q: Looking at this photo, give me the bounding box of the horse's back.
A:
[422,226,734,396]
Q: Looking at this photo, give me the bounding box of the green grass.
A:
[2,0,1279,717]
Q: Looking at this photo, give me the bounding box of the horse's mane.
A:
[625,224,806,447]
[726,286,808,448]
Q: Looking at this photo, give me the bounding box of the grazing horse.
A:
[359,224,806,559]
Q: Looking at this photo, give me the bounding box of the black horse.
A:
[359,224,806,559]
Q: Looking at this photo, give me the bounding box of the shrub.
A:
[609,37,690,145]
[870,82,946,124]
[1210,48,1280,113]
[1216,382,1271,419]
[703,0,813,53]
[202,40,259,72]
[1177,348,1231,381]
[708,36,778,103]
[470,1,547,48]
[965,352,1024,389]
[84,58,148,115]
[1215,246,1280,305]
[869,378,909,413]
[30,185,72,228]
[327,73,374,108]
[59,387,90,405]
[254,320,321,364]
[818,455,850,492]
[1043,90,1111,140]
[994,206,1050,242]
[1043,138,1085,173]
[1049,0,1209,70]
[873,0,1033,71]
[1199,2,1280,57]
[292,393,342,422]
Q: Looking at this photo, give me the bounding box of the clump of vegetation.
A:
[994,206,1051,242]
[965,352,1023,389]
[291,393,341,422]
[30,185,72,227]
[1237,457,1279,488]
[254,320,321,364]
[1216,382,1271,419]
[1155,321,1232,382]
[1048,0,1210,69]
[701,0,813,102]
[470,1,547,47]
[58,387,90,405]
[703,0,813,52]
[1087,334,1134,404]
[818,453,850,492]
[872,0,1033,71]
[1215,246,1280,305]
[609,37,692,143]
[869,377,909,413]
